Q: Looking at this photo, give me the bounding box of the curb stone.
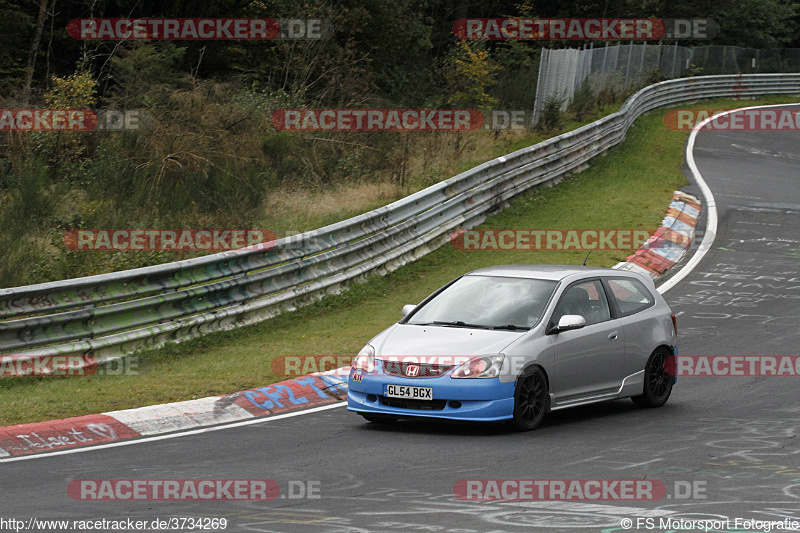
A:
[0,371,347,458]
[613,190,701,279]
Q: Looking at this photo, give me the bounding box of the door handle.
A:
[608,332,618,341]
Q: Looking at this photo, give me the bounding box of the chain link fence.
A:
[534,44,800,123]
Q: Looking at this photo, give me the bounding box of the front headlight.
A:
[352,344,375,373]
[451,354,505,379]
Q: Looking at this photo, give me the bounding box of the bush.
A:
[568,81,597,121]
[536,94,564,134]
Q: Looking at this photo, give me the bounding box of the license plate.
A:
[386,384,433,400]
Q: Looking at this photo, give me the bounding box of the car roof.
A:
[465,264,626,281]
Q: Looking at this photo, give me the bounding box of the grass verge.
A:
[1,95,796,426]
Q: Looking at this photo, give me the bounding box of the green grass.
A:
[1,95,796,426]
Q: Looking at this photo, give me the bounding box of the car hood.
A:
[373,323,522,358]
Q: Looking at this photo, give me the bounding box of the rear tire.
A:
[360,413,399,424]
[632,347,674,408]
[509,367,548,431]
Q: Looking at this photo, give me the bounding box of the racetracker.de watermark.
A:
[450,229,658,251]
[0,109,141,131]
[453,18,716,40]
[669,355,800,377]
[63,229,276,251]
[271,109,483,131]
[67,479,320,501]
[0,355,138,377]
[664,108,800,131]
[272,355,353,376]
[67,18,330,40]
[453,479,707,501]
[272,109,535,131]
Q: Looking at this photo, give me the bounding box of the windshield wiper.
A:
[491,324,530,331]
[410,321,521,330]
[431,320,492,329]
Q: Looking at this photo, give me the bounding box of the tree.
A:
[447,40,501,108]
[21,0,48,103]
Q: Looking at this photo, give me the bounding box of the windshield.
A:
[407,275,558,330]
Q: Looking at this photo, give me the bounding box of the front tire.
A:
[509,367,548,431]
[632,347,674,408]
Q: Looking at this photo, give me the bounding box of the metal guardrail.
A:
[2,74,799,361]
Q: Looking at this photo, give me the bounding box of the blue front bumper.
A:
[346,367,515,422]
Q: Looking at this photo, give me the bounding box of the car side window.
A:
[607,278,655,316]
[552,279,611,326]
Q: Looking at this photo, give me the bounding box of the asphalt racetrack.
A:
[2,106,799,533]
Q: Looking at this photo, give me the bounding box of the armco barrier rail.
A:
[2,74,799,362]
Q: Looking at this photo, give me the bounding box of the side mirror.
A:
[401,304,416,317]
[546,314,586,334]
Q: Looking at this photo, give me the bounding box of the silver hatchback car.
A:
[347,265,677,430]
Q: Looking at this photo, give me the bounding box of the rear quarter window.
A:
[607,278,655,316]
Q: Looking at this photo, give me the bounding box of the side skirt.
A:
[547,370,645,411]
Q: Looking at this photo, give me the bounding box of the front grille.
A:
[379,396,447,411]
[382,360,454,378]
